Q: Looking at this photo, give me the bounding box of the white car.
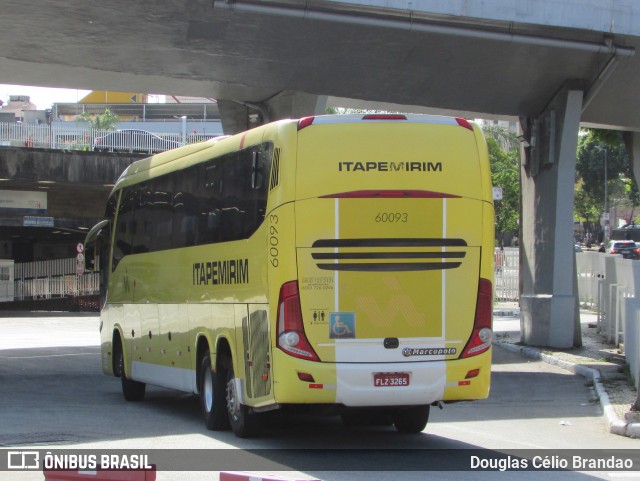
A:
[94,129,181,154]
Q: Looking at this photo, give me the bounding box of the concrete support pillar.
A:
[218,92,328,135]
[218,100,263,135]
[519,84,583,348]
[623,131,640,191]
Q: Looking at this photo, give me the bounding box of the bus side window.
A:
[221,151,246,241]
[149,178,174,252]
[112,187,136,271]
[173,187,197,248]
[197,162,223,245]
[131,185,151,254]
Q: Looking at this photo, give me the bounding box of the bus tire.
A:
[393,405,430,434]
[115,337,146,402]
[226,362,261,438]
[199,351,230,430]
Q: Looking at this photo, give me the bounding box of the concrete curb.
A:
[495,341,640,438]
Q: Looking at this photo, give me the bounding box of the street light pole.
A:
[597,146,609,244]
[604,148,609,243]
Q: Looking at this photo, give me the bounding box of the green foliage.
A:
[573,178,600,223]
[484,132,520,244]
[575,129,639,229]
[482,125,520,153]
[76,108,119,130]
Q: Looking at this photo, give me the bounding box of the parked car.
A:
[94,129,181,154]
[606,240,639,259]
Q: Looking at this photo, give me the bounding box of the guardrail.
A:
[574,251,639,388]
[494,247,519,302]
[13,257,99,301]
[0,122,216,152]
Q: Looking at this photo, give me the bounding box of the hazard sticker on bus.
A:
[373,372,410,387]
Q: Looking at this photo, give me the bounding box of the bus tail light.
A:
[455,118,473,130]
[362,114,407,120]
[461,278,493,358]
[321,190,460,199]
[297,117,315,130]
[277,281,320,362]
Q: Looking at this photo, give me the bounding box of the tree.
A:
[482,125,520,153]
[573,178,602,244]
[77,108,119,131]
[575,129,639,240]
[482,128,520,247]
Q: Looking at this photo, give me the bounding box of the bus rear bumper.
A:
[271,349,491,406]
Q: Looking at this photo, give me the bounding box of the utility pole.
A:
[598,146,609,243]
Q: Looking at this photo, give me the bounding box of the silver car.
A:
[94,129,181,154]
[606,240,639,259]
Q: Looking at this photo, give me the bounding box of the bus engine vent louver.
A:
[311,238,467,272]
[269,148,281,191]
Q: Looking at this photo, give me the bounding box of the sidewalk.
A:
[493,302,640,439]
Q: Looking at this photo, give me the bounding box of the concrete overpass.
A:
[0,147,142,261]
[2,0,640,348]
[2,1,639,129]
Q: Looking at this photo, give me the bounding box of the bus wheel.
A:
[115,338,145,402]
[198,351,230,430]
[226,362,261,438]
[393,405,430,434]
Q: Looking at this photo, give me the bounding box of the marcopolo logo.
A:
[402,347,457,357]
[7,451,40,470]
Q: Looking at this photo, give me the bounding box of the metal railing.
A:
[575,251,640,388]
[0,122,217,152]
[494,247,519,302]
[13,257,99,301]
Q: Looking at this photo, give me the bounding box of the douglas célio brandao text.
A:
[470,454,635,471]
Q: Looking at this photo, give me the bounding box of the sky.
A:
[0,84,167,110]
[0,84,91,110]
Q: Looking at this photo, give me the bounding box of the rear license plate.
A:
[373,372,410,387]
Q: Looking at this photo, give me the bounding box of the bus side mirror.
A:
[84,219,109,272]
[84,243,98,272]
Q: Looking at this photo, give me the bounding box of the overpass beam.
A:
[218,92,328,135]
[519,84,583,348]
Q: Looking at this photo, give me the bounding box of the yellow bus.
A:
[84,114,494,437]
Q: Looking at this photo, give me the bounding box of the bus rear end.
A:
[270,114,493,432]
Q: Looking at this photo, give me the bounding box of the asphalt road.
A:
[0,314,638,481]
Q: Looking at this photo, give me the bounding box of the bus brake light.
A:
[321,190,460,199]
[277,281,320,362]
[461,278,493,358]
[455,118,473,130]
[362,114,407,120]
[297,117,315,130]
